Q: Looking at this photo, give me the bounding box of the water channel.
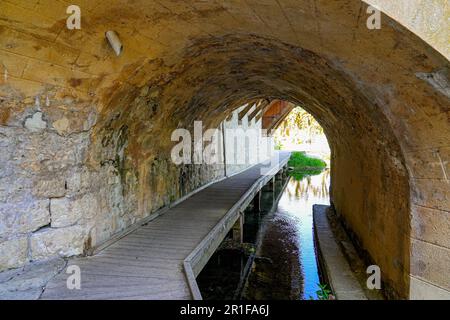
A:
[197,169,330,300]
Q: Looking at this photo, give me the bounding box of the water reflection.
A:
[197,169,330,300]
[281,169,330,299]
[244,169,330,300]
[287,169,330,200]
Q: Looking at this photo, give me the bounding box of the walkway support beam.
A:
[232,213,244,244]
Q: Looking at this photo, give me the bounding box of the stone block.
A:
[410,238,450,291]
[50,194,98,228]
[411,205,450,249]
[0,257,65,296]
[0,199,50,237]
[30,226,86,260]
[0,237,28,270]
[411,178,450,212]
[410,276,450,300]
[405,149,446,179]
[32,177,66,198]
[65,168,93,194]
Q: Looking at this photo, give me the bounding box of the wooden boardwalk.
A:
[40,152,290,300]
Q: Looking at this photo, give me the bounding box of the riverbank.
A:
[288,151,327,170]
[287,151,328,182]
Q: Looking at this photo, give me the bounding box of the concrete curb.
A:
[313,204,367,300]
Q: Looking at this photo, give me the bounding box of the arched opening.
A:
[0,0,448,300]
[194,101,334,300]
[273,104,330,160]
[87,36,411,297]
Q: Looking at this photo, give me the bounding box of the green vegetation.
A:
[316,283,333,300]
[309,283,334,300]
[288,151,326,169]
[289,169,324,181]
[287,152,327,181]
[274,141,283,150]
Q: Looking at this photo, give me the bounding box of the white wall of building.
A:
[222,103,275,176]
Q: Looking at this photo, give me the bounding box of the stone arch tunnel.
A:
[0,0,449,299]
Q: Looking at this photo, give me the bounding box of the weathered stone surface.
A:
[411,205,450,249]
[416,67,450,99]
[30,226,86,261]
[0,257,66,300]
[405,148,450,180]
[411,178,450,212]
[366,0,449,59]
[0,199,50,237]
[24,111,47,132]
[32,178,66,199]
[410,238,450,290]
[64,167,95,195]
[0,0,449,300]
[52,117,70,136]
[50,194,98,228]
[0,266,23,283]
[410,276,450,300]
[48,106,97,137]
[0,238,28,270]
[0,287,42,300]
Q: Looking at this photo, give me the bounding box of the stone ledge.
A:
[313,204,368,300]
[0,257,66,300]
[410,275,450,300]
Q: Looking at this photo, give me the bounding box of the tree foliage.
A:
[274,107,323,147]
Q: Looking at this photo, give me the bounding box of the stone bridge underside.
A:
[0,0,449,299]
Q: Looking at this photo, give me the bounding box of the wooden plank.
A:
[40,151,291,300]
[184,152,291,277]
[43,282,190,300]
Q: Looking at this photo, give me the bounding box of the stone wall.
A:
[0,92,96,270]
[0,87,268,272]
[331,139,410,298]
[0,0,449,299]
[365,0,449,59]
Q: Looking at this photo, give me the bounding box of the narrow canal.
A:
[197,169,330,300]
